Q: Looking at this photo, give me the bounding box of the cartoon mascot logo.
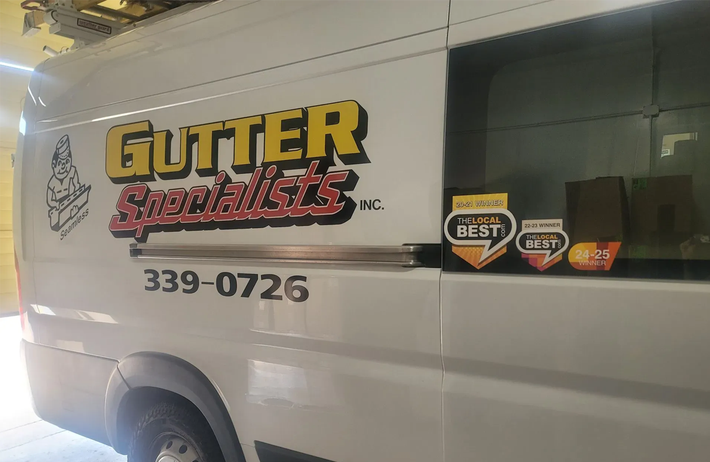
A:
[47,135,91,236]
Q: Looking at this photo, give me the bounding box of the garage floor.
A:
[0,316,125,462]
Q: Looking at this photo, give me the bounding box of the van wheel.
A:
[128,401,225,462]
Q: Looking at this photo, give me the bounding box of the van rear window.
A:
[444,2,710,280]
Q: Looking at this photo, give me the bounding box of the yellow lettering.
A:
[189,122,224,175]
[306,101,366,162]
[224,115,263,172]
[105,121,153,184]
[153,129,191,179]
[264,109,304,163]
[105,101,369,181]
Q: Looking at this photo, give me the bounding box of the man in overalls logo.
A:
[47,135,90,231]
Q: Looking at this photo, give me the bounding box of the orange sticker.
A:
[446,193,516,269]
[516,219,569,272]
[568,242,621,271]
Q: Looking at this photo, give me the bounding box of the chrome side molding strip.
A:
[129,243,429,267]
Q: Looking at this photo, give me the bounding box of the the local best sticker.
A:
[444,193,516,269]
[568,242,621,271]
[516,219,569,272]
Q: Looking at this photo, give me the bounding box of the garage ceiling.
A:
[24,0,196,24]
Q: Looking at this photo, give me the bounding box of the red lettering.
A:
[109,184,147,232]
[313,171,348,216]
[290,161,322,218]
[110,161,357,240]
[214,183,245,222]
[160,189,187,225]
[236,168,262,219]
[179,187,208,224]
[264,177,296,219]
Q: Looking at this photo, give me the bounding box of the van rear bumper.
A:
[21,340,118,446]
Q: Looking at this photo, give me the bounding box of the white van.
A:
[14,1,710,461]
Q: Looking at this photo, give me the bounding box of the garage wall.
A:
[0,0,71,314]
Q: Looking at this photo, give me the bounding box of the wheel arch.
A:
[105,352,245,462]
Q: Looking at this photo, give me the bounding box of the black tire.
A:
[127,400,225,462]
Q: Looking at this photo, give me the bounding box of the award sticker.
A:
[444,193,516,269]
[515,219,569,272]
[568,242,621,271]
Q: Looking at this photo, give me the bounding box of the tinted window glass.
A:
[444,2,710,280]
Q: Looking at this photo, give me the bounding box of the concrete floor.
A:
[0,316,126,462]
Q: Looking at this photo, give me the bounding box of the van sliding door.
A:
[442,3,710,462]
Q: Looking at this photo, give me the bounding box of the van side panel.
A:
[442,2,710,461]
[13,67,43,340]
[22,340,116,445]
[448,0,666,47]
[36,0,449,121]
[443,276,710,462]
[26,3,448,461]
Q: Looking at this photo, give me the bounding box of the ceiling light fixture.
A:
[0,61,34,72]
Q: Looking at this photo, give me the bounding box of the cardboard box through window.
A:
[630,175,694,259]
[565,177,630,244]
